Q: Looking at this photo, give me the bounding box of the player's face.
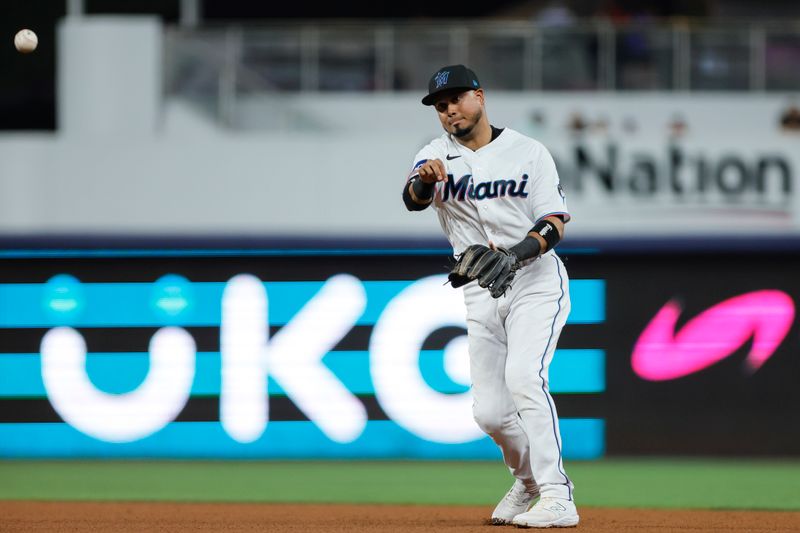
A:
[434,89,484,138]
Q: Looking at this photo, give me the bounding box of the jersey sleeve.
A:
[528,145,570,223]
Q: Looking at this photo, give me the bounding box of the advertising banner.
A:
[3,94,799,237]
[565,249,800,455]
[0,247,604,459]
[437,94,800,236]
[0,243,797,458]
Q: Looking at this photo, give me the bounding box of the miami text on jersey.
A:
[442,174,529,202]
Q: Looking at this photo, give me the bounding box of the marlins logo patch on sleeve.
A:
[407,159,429,179]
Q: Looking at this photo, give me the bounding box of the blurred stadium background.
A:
[1,0,799,529]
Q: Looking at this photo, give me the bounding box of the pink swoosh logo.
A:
[632,290,794,381]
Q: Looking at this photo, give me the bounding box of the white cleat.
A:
[511,497,579,528]
[491,480,539,525]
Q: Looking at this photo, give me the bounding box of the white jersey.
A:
[409,128,570,256]
[406,125,576,505]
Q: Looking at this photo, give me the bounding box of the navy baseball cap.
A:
[421,64,481,106]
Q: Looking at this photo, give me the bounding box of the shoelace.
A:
[532,498,567,513]
[504,484,533,506]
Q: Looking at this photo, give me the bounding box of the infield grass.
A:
[1,458,799,510]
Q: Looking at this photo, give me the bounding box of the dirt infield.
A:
[2,501,799,532]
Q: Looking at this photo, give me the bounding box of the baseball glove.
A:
[448,244,520,298]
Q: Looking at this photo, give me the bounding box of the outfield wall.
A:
[1,240,797,459]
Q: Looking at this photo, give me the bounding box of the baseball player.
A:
[402,65,578,528]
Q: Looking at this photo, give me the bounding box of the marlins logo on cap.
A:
[434,70,450,89]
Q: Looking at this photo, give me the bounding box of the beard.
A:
[452,124,474,138]
[451,108,482,138]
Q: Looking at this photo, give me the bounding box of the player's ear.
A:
[474,88,485,105]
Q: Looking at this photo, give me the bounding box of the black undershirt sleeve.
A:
[509,235,541,261]
[508,219,562,260]
[402,177,435,211]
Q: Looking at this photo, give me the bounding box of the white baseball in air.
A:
[14,29,38,53]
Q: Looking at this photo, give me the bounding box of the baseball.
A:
[14,29,38,53]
